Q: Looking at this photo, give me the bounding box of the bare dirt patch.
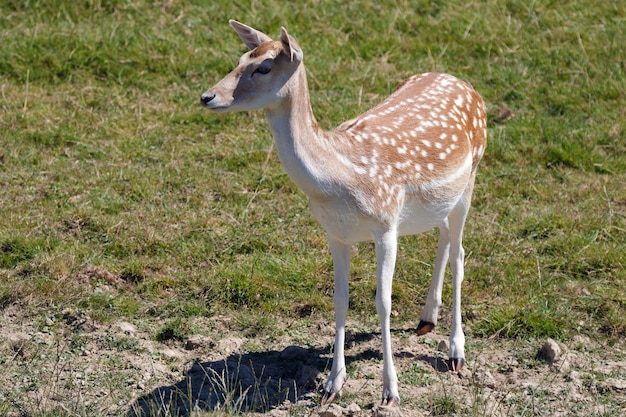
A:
[1,306,625,416]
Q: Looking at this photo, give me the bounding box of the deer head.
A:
[200,20,304,112]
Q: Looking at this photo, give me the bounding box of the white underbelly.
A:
[309,199,375,243]
[309,196,449,244]
[397,195,457,236]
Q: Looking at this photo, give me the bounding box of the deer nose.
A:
[200,92,216,107]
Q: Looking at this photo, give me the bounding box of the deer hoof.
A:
[381,396,401,407]
[321,391,340,404]
[416,320,435,336]
[449,357,465,371]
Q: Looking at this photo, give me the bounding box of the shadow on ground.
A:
[127,344,333,417]
[127,329,445,416]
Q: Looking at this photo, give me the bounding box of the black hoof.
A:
[449,357,465,371]
[416,320,435,336]
[381,396,400,407]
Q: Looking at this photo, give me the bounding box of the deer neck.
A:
[264,65,343,198]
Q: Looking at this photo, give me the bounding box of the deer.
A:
[200,20,487,406]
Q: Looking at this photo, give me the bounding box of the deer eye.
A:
[254,66,270,75]
[253,60,272,75]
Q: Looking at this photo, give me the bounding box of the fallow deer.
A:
[201,20,487,406]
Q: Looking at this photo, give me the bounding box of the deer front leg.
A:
[417,222,450,336]
[448,240,466,371]
[375,227,400,406]
[322,238,351,403]
[447,199,471,371]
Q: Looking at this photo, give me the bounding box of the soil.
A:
[1,303,625,416]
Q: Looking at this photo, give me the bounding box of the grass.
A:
[0,0,625,415]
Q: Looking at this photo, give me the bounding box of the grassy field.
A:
[1,0,625,415]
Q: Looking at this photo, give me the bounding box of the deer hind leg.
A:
[322,238,351,403]
[374,226,400,406]
[417,221,450,336]
[446,179,475,371]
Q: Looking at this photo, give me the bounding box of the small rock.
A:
[346,402,361,416]
[539,338,561,363]
[437,340,448,353]
[318,403,344,417]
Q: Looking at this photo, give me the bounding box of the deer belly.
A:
[309,196,447,244]
[397,202,446,236]
[309,199,376,244]
[397,189,465,236]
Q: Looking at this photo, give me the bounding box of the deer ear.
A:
[229,20,272,50]
[280,27,303,62]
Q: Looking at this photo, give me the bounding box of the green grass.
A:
[1,0,625,415]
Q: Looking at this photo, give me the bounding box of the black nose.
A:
[200,92,216,106]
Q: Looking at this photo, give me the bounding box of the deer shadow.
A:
[127,329,448,416]
[127,344,329,417]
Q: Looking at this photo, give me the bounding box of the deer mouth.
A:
[200,92,235,112]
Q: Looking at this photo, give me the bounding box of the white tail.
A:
[201,20,487,406]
